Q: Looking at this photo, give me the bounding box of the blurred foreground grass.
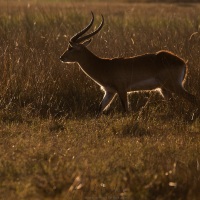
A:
[0,2,200,199]
[1,115,200,199]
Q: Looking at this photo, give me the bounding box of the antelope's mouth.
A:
[60,57,74,64]
[60,56,67,63]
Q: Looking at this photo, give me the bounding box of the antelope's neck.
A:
[77,50,103,81]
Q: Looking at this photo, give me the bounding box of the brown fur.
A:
[60,14,198,114]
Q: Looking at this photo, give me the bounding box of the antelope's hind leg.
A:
[178,87,198,106]
[165,84,198,106]
[173,85,200,120]
[98,91,116,115]
[160,88,173,101]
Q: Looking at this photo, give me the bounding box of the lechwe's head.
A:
[60,12,104,63]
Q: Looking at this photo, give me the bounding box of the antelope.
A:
[60,12,198,115]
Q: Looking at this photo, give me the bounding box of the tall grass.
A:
[0,3,200,199]
[0,2,199,119]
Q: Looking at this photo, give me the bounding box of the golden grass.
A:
[0,1,200,199]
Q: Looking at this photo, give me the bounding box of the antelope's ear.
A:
[69,42,81,50]
[82,39,92,46]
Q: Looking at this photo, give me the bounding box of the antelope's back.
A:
[156,50,186,68]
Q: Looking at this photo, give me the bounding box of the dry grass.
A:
[0,1,200,200]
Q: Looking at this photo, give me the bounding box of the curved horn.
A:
[76,14,104,43]
[70,12,94,43]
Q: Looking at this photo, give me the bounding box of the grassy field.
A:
[0,1,200,199]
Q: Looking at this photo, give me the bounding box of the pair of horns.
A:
[70,12,104,43]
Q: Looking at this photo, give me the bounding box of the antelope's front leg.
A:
[98,91,116,115]
[118,91,129,113]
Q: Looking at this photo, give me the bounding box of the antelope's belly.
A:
[128,78,160,92]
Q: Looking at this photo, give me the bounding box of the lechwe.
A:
[60,12,198,115]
